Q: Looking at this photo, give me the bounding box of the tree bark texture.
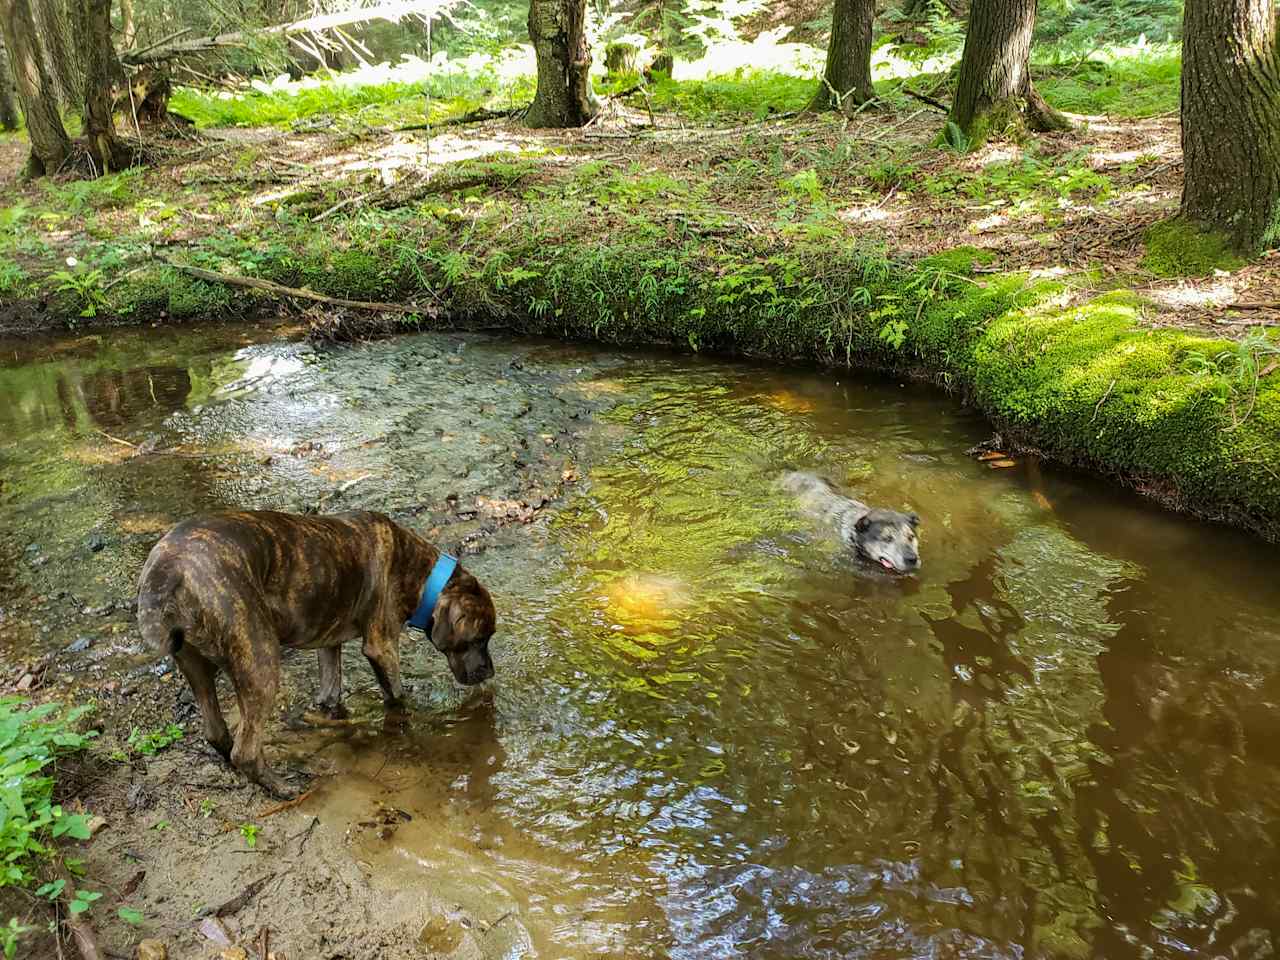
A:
[118,0,134,48]
[525,0,599,128]
[0,0,72,174]
[808,0,875,112]
[0,38,18,129]
[31,0,81,107]
[79,0,132,172]
[948,0,1067,141]
[1180,0,1280,253]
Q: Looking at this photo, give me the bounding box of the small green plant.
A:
[198,797,216,818]
[1181,329,1280,426]
[151,820,170,832]
[240,823,259,848]
[0,700,96,955]
[0,699,95,887]
[126,723,184,757]
[49,262,109,319]
[941,120,970,154]
[877,313,909,350]
[0,258,27,297]
[118,906,144,926]
[67,889,102,915]
[1,918,31,959]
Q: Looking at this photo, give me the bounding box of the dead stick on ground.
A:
[53,861,104,960]
[96,429,138,448]
[1226,301,1280,310]
[901,88,950,112]
[162,262,418,314]
[258,787,315,818]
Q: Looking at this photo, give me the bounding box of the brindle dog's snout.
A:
[451,646,494,685]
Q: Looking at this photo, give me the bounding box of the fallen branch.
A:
[394,105,527,133]
[162,262,420,314]
[1226,301,1280,310]
[196,873,276,919]
[258,788,315,818]
[52,860,104,960]
[901,88,950,113]
[123,0,462,65]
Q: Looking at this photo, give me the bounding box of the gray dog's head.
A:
[850,509,920,574]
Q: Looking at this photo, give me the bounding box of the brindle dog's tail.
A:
[135,565,186,663]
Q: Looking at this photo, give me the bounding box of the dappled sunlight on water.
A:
[3,327,1280,958]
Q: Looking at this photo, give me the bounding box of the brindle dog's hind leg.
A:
[226,617,297,799]
[174,644,233,760]
[316,646,348,720]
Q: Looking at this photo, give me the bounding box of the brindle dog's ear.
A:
[429,596,456,652]
[907,513,920,528]
[855,515,872,533]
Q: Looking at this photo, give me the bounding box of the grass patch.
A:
[646,69,814,121]
[1036,44,1181,117]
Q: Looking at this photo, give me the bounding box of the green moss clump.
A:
[1142,218,1244,278]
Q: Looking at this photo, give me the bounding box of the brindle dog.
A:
[781,471,921,574]
[136,510,496,797]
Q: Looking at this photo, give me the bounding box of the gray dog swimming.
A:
[781,471,921,574]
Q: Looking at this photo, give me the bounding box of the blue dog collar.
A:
[407,554,458,632]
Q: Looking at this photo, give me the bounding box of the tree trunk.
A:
[1179,0,1280,253]
[0,38,18,130]
[807,0,876,112]
[0,0,72,174]
[80,0,133,172]
[947,0,1068,144]
[118,0,134,48]
[525,0,599,128]
[31,0,80,108]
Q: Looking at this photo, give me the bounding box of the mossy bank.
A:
[7,202,1278,544]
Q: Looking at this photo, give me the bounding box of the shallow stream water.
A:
[2,324,1279,959]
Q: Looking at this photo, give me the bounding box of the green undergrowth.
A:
[80,204,1280,538]
[1142,217,1246,278]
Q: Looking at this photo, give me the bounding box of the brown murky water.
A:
[2,325,1280,959]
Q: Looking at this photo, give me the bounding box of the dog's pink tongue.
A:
[880,558,894,571]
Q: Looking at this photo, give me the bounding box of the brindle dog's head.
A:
[430,574,498,685]
[850,509,921,574]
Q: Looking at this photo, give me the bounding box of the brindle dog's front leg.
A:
[362,625,406,712]
[316,646,348,719]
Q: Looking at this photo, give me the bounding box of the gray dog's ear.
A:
[907,512,920,528]
[855,514,871,534]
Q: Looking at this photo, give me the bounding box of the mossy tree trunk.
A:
[1179,0,1280,254]
[807,0,876,112]
[0,0,72,174]
[526,0,599,128]
[947,0,1068,144]
[79,0,133,172]
[0,38,18,130]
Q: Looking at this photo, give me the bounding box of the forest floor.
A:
[2,85,1280,339]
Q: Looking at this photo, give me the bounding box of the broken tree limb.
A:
[394,105,527,132]
[162,262,420,314]
[122,0,462,65]
[901,88,950,112]
[52,860,105,960]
